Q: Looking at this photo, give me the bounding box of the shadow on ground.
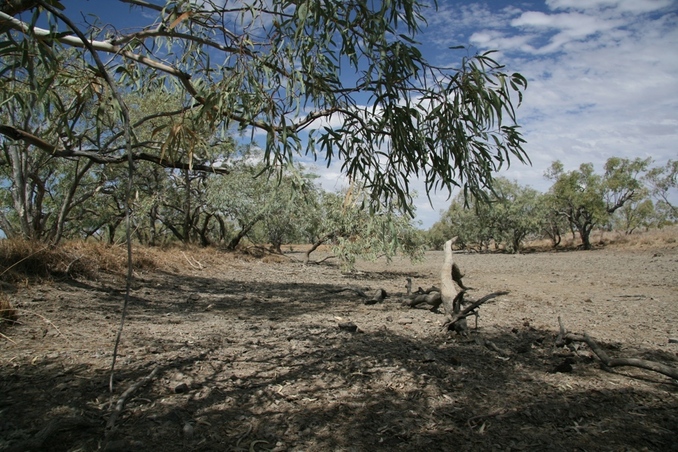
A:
[1,267,677,452]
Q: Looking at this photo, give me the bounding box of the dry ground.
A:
[1,233,677,451]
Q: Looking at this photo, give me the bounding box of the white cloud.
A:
[404,0,678,228]
[546,0,674,14]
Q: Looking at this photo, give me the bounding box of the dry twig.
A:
[557,317,678,380]
[181,251,204,270]
[106,366,160,436]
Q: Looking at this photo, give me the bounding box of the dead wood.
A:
[439,237,507,333]
[5,416,98,452]
[474,337,511,357]
[440,238,460,317]
[442,291,510,332]
[106,366,159,436]
[326,287,388,305]
[557,317,678,380]
[406,291,441,309]
[326,286,369,298]
[364,288,387,305]
[452,262,472,290]
[418,286,440,294]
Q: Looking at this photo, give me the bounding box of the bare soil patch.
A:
[1,242,677,451]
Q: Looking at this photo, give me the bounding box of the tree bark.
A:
[304,233,334,264]
[557,317,678,380]
[440,237,460,317]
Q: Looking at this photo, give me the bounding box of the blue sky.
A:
[410,0,678,227]
[41,1,678,228]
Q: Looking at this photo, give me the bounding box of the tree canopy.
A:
[0,0,528,219]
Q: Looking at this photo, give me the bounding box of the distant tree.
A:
[206,160,313,251]
[644,160,677,220]
[429,178,543,253]
[300,186,425,269]
[427,193,489,252]
[545,157,650,249]
[537,193,569,248]
[613,198,655,234]
[488,178,543,253]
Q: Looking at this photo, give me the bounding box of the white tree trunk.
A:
[440,238,460,316]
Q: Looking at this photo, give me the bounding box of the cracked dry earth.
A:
[1,244,677,451]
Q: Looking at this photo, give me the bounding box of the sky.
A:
[409,0,678,228]
[26,0,678,229]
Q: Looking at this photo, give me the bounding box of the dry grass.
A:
[523,224,678,251]
[0,239,160,282]
[593,224,678,249]
[0,291,18,324]
[1,225,676,283]
[0,239,247,283]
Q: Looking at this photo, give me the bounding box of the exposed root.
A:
[557,316,678,380]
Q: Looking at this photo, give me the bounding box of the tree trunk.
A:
[226,214,264,250]
[304,233,334,264]
[198,213,213,247]
[579,222,594,250]
[51,159,96,245]
[182,169,192,243]
[440,238,460,317]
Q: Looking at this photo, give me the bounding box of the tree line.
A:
[427,157,677,252]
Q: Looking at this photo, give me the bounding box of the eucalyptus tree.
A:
[545,158,650,250]
[645,160,677,220]
[428,193,492,252]
[488,178,543,253]
[429,178,543,253]
[206,160,312,250]
[613,197,655,234]
[300,186,425,269]
[538,193,570,248]
[0,48,107,243]
[1,0,529,225]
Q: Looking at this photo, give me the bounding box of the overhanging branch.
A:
[0,125,230,174]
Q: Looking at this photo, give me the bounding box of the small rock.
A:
[183,422,194,440]
[669,338,678,344]
[421,350,436,362]
[188,293,201,301]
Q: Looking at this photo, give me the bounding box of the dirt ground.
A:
[1,240,677,451]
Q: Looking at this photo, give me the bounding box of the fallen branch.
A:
[0,330,17,344]
[474,337,511,357]
[557,317,678,380]
[406,291,441,310]
[443,291,509,331]
[106,366,159,436]
[181,251,204,270]
[326,286,369,298]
